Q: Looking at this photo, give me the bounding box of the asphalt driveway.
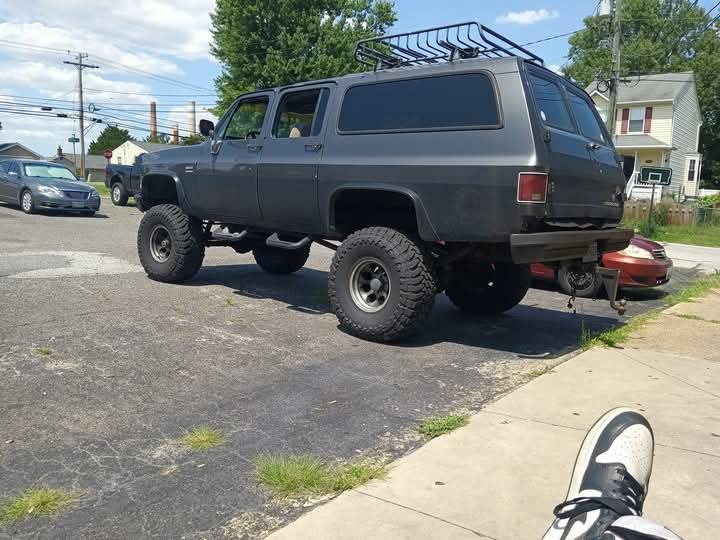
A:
[0,202,699,538]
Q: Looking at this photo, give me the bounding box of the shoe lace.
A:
[553,468,646,520]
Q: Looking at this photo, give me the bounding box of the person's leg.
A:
[543,408,682,540]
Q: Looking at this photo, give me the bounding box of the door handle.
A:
[247,144,263,152]
[305,143,322,152]
[586,142,601,151]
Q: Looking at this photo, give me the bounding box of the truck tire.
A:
[253,244,310,274]
[557,262,602,298]
[111,182,129,206]
[137,204,205,283]
[446,262,530,315]
[329,227,437,342]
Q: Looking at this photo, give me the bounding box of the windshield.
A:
[23,164,78,181]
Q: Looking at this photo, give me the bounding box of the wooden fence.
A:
[623,201,700,226]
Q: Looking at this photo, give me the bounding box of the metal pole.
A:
[647,184,656,227]
[606,0,622,136]
[64,53,98,180]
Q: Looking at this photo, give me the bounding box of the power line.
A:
[64,53,98,179]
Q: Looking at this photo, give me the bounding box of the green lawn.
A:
[649,225,720,247]
[89,182,135,203]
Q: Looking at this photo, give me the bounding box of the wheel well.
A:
[142,175,178,207]
[332,189,418,236]
[110,175,123,187]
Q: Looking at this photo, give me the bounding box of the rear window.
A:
[568,92,607,144]
[338,73,500,133]
[528,73,574,132]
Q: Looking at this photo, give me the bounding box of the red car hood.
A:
[629,235,664,252]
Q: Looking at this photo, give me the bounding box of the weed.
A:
[526,365,553,379]
[254,455,386,497]
[224,297,235,307]
[32,346,53,356]
[0,488,75,523]
[665,272,720,306]
[179,426,225,451]
[417,414,469,438]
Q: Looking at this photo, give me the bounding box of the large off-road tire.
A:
[557,262,602,298]
[329,227,437,342]
[253,244,310,274]
[111,182,129,206]
[446,261,530,315]
[137,204,205,283]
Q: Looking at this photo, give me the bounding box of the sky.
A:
[0,0,716,157]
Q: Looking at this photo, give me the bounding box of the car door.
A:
[192,92,272,221]
[0,161,12,200]
[257,86,330,231]
[5,161,23,202]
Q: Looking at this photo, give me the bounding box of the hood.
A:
[28,177,93,192]
[631,235,663,251]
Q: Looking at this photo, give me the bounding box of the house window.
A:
[688,159,696,182]
[117,156,123,165]
[628,107,645,133]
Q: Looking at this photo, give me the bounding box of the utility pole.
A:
[64,53,98,180]
[606,0,622,138]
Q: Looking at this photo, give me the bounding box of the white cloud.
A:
[495,9,559,25]
[548,64,564,75]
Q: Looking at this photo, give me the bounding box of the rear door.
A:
[525,69,622,220]
[0,161,12,200]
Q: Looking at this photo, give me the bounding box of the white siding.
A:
[111,141,147,166]
[669,82,702,197]
[612,102,672,144]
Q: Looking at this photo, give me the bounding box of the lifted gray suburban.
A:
[135,22,632,342]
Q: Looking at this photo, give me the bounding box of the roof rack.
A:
[355,21,544,70]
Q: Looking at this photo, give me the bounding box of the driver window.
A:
[224,97,269,140]
[274,89,322,138]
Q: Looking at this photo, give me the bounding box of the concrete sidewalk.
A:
[269,292,720,540]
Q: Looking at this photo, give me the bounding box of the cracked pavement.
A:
[0,202,697,538]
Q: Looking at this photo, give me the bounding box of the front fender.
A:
[140,169,190,212]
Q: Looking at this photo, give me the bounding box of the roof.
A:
[0,142,44,159]
[48,153,107,170]
[131,141,177,152]
[588,72,694,103]
[614,134,672,148]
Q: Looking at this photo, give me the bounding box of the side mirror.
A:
[8,171,18,177]
[199,119,215,137]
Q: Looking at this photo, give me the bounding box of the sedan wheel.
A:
[21,190,34,214]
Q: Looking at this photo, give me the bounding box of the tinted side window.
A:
[274,89,323,138]
[339,73,500,133]
[224,98,269,140]
[568,92,607,144]
[528,74,574,132]
[0,161,9,173]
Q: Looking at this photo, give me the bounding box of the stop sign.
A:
[103,149,112,160]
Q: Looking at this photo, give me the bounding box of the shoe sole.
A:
[566,407,639,499]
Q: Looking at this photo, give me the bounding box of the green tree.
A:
[181,134,207,145]
[210,0,396,113]
[88,126,134,155]
[563,0,720,187]
[144,133,171,144]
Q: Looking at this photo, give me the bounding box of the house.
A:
[110,140,176,166]
[0,142,43,161]
[588,72,703,200]
[47,146,107,182]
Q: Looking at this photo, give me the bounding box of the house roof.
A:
[614,134,672,149]
[588,72,694,103]
[0,142,44,159]
[48,153,108,170]
[131,141,177,152]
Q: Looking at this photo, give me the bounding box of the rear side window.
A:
[568,92,607,144]
[528,74,574,132]
[0,161,9,173]
[338,73,500,133]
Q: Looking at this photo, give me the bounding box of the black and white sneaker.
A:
[543,408,656,540]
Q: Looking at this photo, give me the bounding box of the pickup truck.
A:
[132,22,632,342]
[105,162,141,206]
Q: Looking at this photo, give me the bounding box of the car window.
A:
[568,91,607,144]
[339,73,500,132]
[8,162,20,175]
[274,89,323,138]
[527,73,574,132]
[0,161,10,173]
[24,164,77,180]
[224,97,269,140]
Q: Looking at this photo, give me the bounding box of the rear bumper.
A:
[510,228,633,264]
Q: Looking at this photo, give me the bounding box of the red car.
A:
[531,236,673,297]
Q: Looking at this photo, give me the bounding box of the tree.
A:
[210,0,396,113]
[181,134,206,145]
[144,133,171,144]
[88,126,134,155]
[563,0,720,187]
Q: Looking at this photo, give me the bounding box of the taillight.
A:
[517,173,548,203]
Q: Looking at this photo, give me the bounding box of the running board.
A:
[597,266,627,316]
[208,229,248,247]
[266,233,311,250]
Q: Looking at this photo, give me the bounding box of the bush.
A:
[653,200,673,226]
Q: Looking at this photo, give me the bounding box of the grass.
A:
[580,272,720,349]
[650,224,720,248]
[0,488,75,523]
[224,297,236,307]
[417,414,469,439]
[88,182,135,203]
[526,365,554,379]
[673,313,720,324]
[179,426,225,451]
[254,455,386,497]
[32,346,53,356]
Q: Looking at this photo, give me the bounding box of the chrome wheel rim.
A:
[567,266,595,291]
[22,192,32,212]
[112,185,121,203]
[149,224,172,263]
[349,257,391,313]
